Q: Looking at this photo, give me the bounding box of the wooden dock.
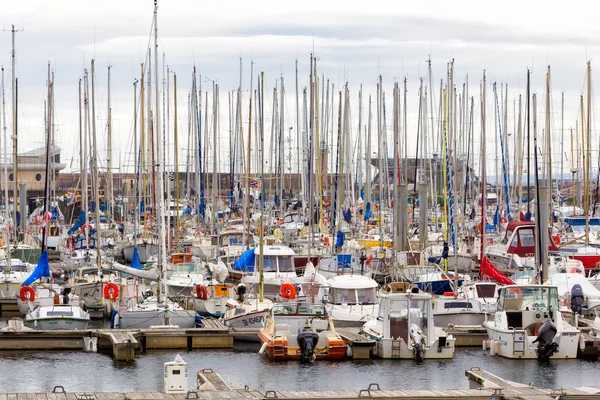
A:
[3,368,600,399]
[0,319,232,361]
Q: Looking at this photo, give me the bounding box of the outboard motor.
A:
[237,284,246,302]
[571,284,584,315]
[297,325,319,363]
[409,324,425,362]
[62,286,72,305]
[533,320,559,361]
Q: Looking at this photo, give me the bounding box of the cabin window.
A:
[277,255,295,273]
[332,288,356,304]
[357,288,376,304]
[444,302,473,309]
[518,229,535,247]
[8,173,13,181]
[475,284,497,298]
[35,173,42,182]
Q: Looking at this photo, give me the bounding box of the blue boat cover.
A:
[131,248,142,270]
[233,248,256,272]
[364,202,371,220]
[23,251,50,286]
[67,211,86,235]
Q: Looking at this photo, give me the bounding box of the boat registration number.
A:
[242,316,265,326]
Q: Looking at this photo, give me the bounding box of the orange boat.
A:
[258,301,347,362]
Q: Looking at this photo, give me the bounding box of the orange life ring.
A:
[281,283,296,300]
[324,236,331,246]
[552,235,561,245]
[366,254,373,265]
[501,217,507,224]
[20,286,35,302]
[196,285,209,300]
[103,283,119,300]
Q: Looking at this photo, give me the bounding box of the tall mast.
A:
[133,78,138,248]
[2,67,10,268]
[365,95,372,202]
[545,66,552,227]
[259,72,265,303]
[174,73,180,252]
[153,0,168,304]
[107,65,113,224]
[83,73,89,252]
[480,71,487,265]
[585,61,591,245]
[140,63,146,226]
[11,26,19,237]
[526,70,531,213]
[245,62,253,248]
[91,59,102,271]
[212,83,218,233]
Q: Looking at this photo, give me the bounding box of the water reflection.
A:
[0,346,596,392]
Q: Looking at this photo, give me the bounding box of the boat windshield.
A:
[509,269,535,281]
[263,255,295,273]
[170,263,204,275]
[499,286,558,312]
[331,287,376,304]
[79,268,112,277]
[382,297,430,333]
[272,304,326,316]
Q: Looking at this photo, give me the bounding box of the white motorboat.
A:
[317,253,373,279]
[325,274,379,327]
[116,294,197,329]
[240,245,298,298]
[165,261,206,299]
[194,259,233,318]
[24,292,90,330]
[484,284,580,359]
[362,290,455,359]
[0,259,34,299]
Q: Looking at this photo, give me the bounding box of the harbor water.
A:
[0,344,597,392]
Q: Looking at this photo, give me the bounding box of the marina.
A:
[2,0,600,396]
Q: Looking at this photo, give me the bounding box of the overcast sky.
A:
[0,0,598,182]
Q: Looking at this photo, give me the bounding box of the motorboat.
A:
[239,245,298,298]
[165,261,206,300]
[546,272,600,317]
[0,259,34,299]
[484,284,580,360]
[413,271,463,295]
[258,302,347,361]
[317,253,373,279]
[116,292,197,329]
[24,290,90,330]
[362,290,455,359]
[325,274,379,327]
[194,260,233,318]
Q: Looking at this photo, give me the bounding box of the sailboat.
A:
[115,1,195,329]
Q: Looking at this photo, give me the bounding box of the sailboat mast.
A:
[108,65,113,224]
[174,74,180,252]
[153,0,168,303]
[526,70,531,213]
[11,26,18,237]
[585,61,591,245]
[1,67,9,268]
[133,78,139,248]
[480,72,487,265]
[245,62,253,248]
[83,73,90,251]
[259,72,265,303]
[91,59,102,270]
[41,72,52,252]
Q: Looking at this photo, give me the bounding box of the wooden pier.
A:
[0,319,232,361]
[3,368,599,399]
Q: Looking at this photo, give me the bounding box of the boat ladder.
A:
[272,344,286,359]
[391,340,401,358]
[512,331,525,355]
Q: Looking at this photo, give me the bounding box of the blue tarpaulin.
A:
[233,248,256,272]
[67,211,86,235]
[364,202,371,220]
[343,208,352,223]
[131,248,142,270]
[336,231,345,247]
[23,251,50,286]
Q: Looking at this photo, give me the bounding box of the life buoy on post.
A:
[280,283,296,300]
[20,286,35,302]
[196,285,209,300]
[103,283,119,300]
[366,254,373,265]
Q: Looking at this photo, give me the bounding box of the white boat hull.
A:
[118,309,196,329]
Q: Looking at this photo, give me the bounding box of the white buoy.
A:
[259,342,268,354]
[489,340,496,356]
